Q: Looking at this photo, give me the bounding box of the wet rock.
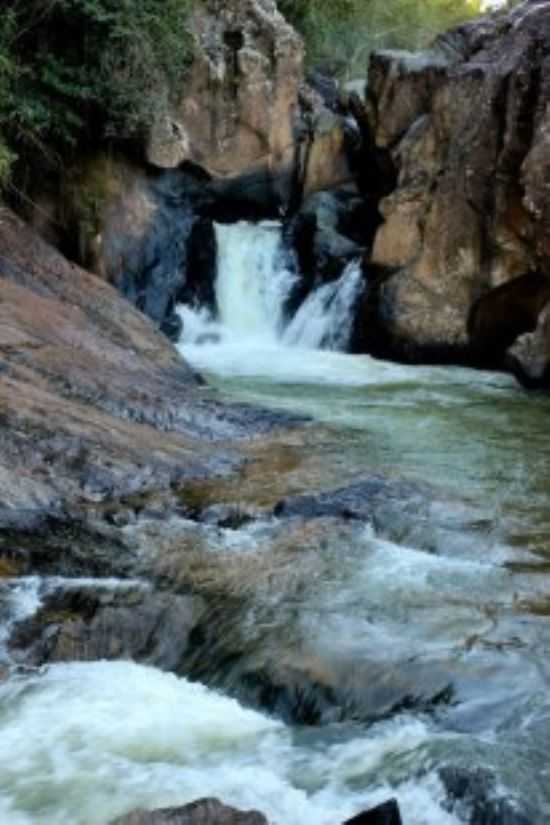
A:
[285,190,366,314]
[160,312,184,343]
[468,272,550,368]
[8,581,204,670]
[94,164,215,334]
[207,169,283,223]
[440,766,536,825]
[300,106,356,201]
[364,2,550,368]
[0,207,297,564]
[273,476,424,523]
[506,302,550,389]
[344,799,402,825]
[110,798,267,825]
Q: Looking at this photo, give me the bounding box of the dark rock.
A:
[307,68,342,113]
[285,189,366,316]
[273,476,423,523]
[207,169,284,223]
[344,799,402,825]
[110,798,267,825]
[8,581,204,671]
[506,301,550,388]
[468,272,550,366]
[102,166,214,334]
[440,766,537,825]
[180,217,217,312]
[160,312,184,343]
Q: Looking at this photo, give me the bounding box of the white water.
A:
[0,578,42,666]
[0,660,461,825]
[2,220,546,824]
[215,221,296,340]
[177,221,516,397]
[283,261,364,351]
[178,220,366,368]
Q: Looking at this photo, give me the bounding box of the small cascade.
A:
[282,260,364,351]
[178,220,364,355]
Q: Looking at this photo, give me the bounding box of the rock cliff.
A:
[365,0,550,382]
[0,207,290,547]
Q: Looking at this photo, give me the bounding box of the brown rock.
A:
[110,798,267,825]
[366,2,550,363]
[301,105,355,200]
[0,207,287,553]
[147,0,304,205]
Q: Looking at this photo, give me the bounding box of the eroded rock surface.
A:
[366,1,550,374]
[147,0,303,203]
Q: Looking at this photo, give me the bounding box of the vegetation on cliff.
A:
[0,0,487,192]
[279,0,483,75]
[0,0,192,188]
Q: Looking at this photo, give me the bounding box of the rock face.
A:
[0,207,291,542]
[366,1,550,373]
[110,798,267,825]
[147,0,303,206]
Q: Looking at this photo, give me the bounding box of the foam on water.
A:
[282,260,364,351]
[0,660,462,825]
[0,578,42,665]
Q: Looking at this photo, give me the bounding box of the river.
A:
[0,222,549,824]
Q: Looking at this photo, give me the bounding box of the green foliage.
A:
[0,0,193,189]
[279,0,483,77]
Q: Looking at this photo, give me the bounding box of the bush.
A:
[0,0,193,189]
[279,0,482,78]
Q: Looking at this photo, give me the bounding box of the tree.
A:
[279,0,482,77]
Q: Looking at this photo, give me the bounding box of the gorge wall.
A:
[16,0,550,389]
[365,0,550,385]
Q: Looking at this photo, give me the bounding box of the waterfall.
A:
[215,221,296,341]
[178,221,363,353]
[282,261,363,351]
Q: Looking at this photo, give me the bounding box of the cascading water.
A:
[215,221,295,340]
[178,220,363,355]
[3,220,550,825]
[282,261,363,351]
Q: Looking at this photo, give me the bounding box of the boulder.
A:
[284,189,367,314]
[468,271,550,365]
[24,155,218,338]
[364,1,550,365]
[440,766,536,825]
[506,302,550,388]
[8,581,204,671]
[110,798,267,825]
[344,800,402,825]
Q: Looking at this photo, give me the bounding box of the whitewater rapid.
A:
[0,660,461,825]
[2,220,550,825]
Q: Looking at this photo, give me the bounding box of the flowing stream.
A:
[2,221,550,824]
